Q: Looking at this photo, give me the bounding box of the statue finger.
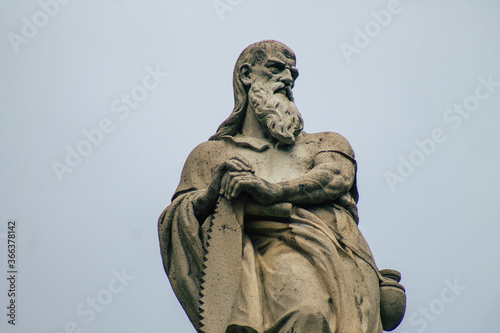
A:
[225,171,241,198]
[220,172,230,195]
[230,179,245,199]
[230,174,257,199]
[231,155,254,172]
[227,174,240,195]
[225,159,250,172]
[222,160,238,172]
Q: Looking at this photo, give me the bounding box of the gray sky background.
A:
[1,1,499,332]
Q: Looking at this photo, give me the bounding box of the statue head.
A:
[210,40,304,144]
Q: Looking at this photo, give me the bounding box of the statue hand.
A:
[215,155,254,176]
[193,156,254,222]
[205,155,255,202]
[220,171,279,205]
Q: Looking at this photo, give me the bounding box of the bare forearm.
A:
[274,165,353,205]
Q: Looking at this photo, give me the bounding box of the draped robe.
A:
[158,131,384,333]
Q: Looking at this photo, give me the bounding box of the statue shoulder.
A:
[300,131,355,160]
[173,140,228,199]
[187,140,228,163]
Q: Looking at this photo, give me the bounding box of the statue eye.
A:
[268,62,285,73]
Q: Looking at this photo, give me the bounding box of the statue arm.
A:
[220,151,355,206]
[220,133,356,206]
[273,150,355,205]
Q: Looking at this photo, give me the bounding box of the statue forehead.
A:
[242,41,296,66]
[260,41,295,59]
[264,47,296,65]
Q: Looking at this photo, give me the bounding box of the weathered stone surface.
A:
[158,40,406,332]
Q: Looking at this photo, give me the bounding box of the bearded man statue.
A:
[158,40,405,333]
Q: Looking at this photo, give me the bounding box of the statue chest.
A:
[227,144,314,183]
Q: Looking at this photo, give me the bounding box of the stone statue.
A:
[158,40,406,333]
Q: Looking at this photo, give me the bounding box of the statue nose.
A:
[280,69,294,87]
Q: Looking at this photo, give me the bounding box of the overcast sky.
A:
[1,1,499,332]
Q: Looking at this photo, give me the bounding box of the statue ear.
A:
[239,63,252,86]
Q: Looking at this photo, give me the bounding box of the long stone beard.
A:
[248,81,304,145]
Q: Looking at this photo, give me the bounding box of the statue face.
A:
[246,47,303,145]
[250,49,299,101]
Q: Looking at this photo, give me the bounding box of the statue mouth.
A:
[274,84,293,101]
